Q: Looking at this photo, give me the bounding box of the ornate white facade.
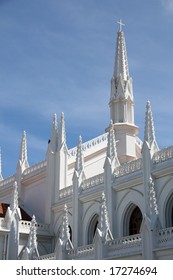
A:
[0,22,173,260]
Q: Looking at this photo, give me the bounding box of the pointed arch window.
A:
[165,193,173,227]
[129,206,142,235]
[88,214,99,244]
[124,204,142,236]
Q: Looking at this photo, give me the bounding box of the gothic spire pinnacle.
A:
[75,136,84,174]
[58,112,66,150]
[19,131,29,169]
[107,120,119,162]
[27,215,39,259]
[21,215,39,260]
[60,204,73,250]
[144,100,159,152]
[52,113,58,136]
[105,120,120,171]
[49,113,58,152]
[97,192,113,241]
[114,22,129,81]
[10,181,19,212]
[27,215,37,249]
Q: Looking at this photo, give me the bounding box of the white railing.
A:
[68,133,108,158]
[153,146,173,164]
[82,173,104,190]
[59,186,73,199]
[19,220,49,232]
[23,160,47,176]
[59,174,104,198]
[158,227,173,243]
[114,158,142,177]
[68,244,94,258]
[0,175,15,188]
[107,234,142,250]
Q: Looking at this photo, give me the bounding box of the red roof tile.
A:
[0,203,31,221]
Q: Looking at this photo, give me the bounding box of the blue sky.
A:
[0,0,173,178]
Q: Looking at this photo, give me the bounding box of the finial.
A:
[75,135,84,174]
[19,131,29,170]
[97,192,113,241]
[117,19,125,32]
[58,112,66,150]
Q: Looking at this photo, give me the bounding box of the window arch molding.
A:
[116,190,144,237]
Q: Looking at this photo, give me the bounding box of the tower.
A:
[109,20,139,163]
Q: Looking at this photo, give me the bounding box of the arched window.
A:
[124,204,142,236]
[129,206,142,235]
[165,193,173,227]
[88,214,99,244]
[69,225,72,241]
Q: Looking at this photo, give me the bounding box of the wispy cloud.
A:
[161,0,173,12]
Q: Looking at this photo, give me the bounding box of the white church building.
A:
[0,21,173,260]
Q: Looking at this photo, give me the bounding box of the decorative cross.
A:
[117,19,125,31]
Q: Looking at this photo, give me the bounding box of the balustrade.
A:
[68,133,108,158]
[153,146,173,164]
[114,158,142,177]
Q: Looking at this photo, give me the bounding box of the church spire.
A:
[113,19,129,82]
[144,101,159,154]
[110,20,134,124]
[108,21,139,163]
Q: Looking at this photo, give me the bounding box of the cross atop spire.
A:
[117,19,125,32]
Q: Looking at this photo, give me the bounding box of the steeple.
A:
[114,20,129,83]
[110,19,134,123]
[144,100,159,155]
[108,20,139,163]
